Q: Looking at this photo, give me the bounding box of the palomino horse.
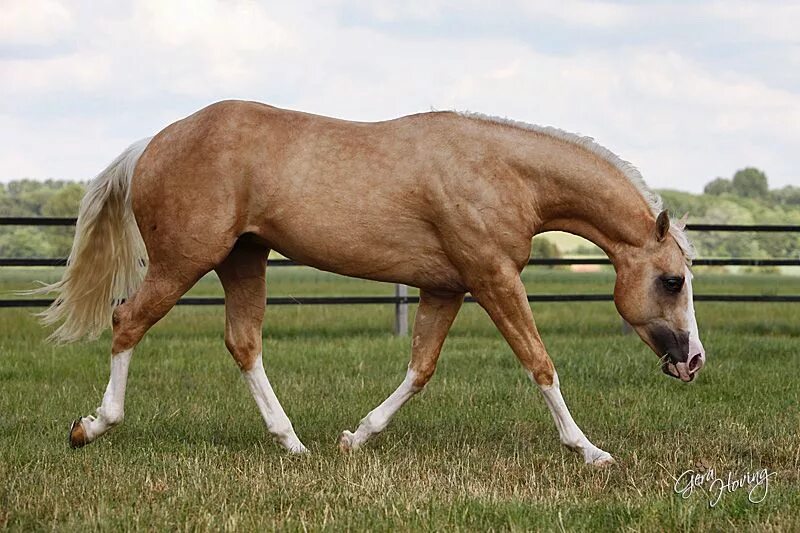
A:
[37,101,705,465]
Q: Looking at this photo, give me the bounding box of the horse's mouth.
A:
[662,354,703,382]
[662,363,693,382]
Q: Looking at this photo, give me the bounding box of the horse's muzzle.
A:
[662,352,704,382]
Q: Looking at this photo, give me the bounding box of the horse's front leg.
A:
[339,290,464,451]
[471,266,615,466]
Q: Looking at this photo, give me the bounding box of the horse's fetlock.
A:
[98,405,124,426]
[360,415,381,434]
[268,422,293,439]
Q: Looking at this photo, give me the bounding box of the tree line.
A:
[703,167,800,206]
[1,170,799,261]
[0,180,85,258]
[661,167,800,261]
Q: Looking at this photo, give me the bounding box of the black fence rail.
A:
[2,217,800,310]
[6,294,800,310]
[4,217,800,233]
[3,257,799,268]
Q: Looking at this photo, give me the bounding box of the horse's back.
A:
[131,101,468,290]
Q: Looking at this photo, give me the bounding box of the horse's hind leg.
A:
[339,290,464,451]
[216,241,307,453]
[69,263,205,448]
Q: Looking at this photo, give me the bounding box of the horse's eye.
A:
[661,276,685,293]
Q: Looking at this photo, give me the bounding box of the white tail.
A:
[31,138,152,343]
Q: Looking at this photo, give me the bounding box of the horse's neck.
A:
[515,136,655,262]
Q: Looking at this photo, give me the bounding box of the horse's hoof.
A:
[589,451,616,467]
[287,442,309,455]
[69,419,88,449]
[338,430,357,453]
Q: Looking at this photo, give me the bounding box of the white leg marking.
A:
[243,354,307,454]
[533,371,615,466]
[81,349,132,442]
[340,368,421,451]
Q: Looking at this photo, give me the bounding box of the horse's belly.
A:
[257,218,465,292]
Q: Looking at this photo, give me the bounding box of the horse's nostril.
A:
[688,353,703,373]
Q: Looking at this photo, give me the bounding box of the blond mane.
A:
[459,112,695,261]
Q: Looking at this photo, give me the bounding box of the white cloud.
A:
[703,1,800,41]
[0,112,129,181]
[0,0,73,46]
[336,0,446,23]
[335,0,635,29]
[0,0,798,193]
[518,0,635,29]
[0,52,112,94]
[134,0,292,51]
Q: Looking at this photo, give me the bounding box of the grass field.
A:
[1,267,799,530]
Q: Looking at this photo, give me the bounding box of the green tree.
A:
[42,183,84,217]
[0,227,56,258]
[703,177,733,195]
[660,189,708,219]
[772,186,800,206]
[531,237,563,269]
[41,183,85,256]
[0,180,86,258]
[731,167,768,199]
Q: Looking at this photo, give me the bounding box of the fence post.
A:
[394,284,408,336]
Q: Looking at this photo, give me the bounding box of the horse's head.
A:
[613,210,705,382]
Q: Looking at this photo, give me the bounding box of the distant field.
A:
[536,230,597,253]
[1,268,798,530]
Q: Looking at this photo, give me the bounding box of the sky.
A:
[1,0,799,193]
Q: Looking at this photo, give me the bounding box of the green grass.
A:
[1,268,799,531]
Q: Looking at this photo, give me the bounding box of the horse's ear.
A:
[676,212,689,231]
[656,209,670,242]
